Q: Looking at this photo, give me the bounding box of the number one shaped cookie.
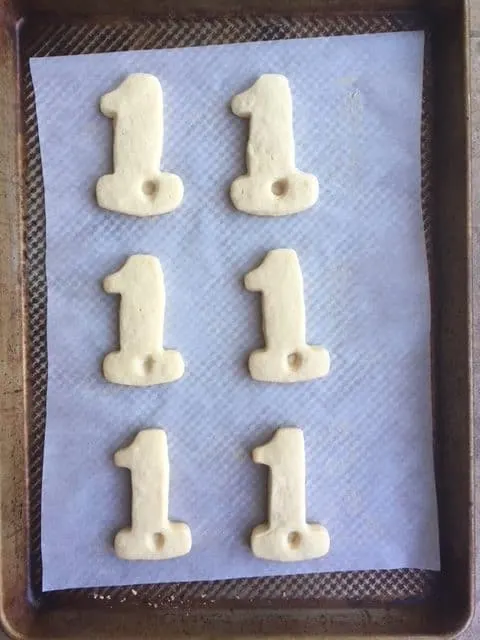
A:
[114,429,192,560]
[245,249,330,383]
[230,74,319,216]
[96,73,184,216]
[103,255,184,386]
[251,428,330,562]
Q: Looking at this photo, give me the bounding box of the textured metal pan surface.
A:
[22,12,439,611]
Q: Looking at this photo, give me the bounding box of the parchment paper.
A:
[30,31,440,591]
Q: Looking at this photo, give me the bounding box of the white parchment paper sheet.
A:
[30,31,439,591]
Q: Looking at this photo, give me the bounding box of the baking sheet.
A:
[30,31,440,591]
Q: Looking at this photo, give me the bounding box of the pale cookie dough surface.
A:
[251,428,330,562]
[115,429,192,561]
[245,248,330,383]
[231,74,319,216]
[103,254,184,386]
[96,73,184,217]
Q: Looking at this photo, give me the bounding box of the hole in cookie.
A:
[287,531,302,549]
[143,355,155,373]
[151,532,165,551]
[287,352,303,371]
[142,179,159,197]
[271,179,288,197]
